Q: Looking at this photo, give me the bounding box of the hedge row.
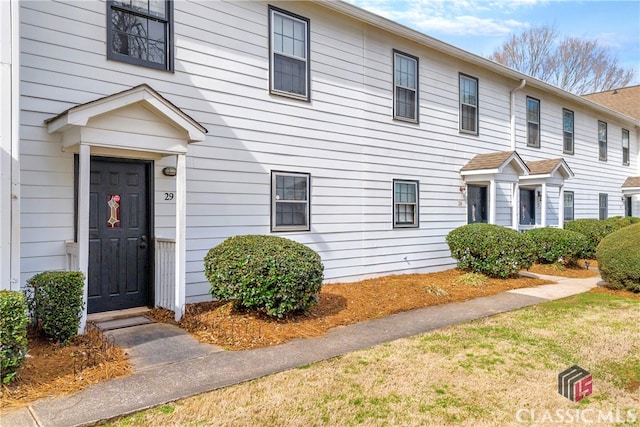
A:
[0,290,29,384]
[565,217,640,258]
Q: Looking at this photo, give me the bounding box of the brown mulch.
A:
[4,263,632,412]
[527,262,600,278]
[148,268,554,351]
[1,323,132,411]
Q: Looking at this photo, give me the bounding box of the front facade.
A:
[1,1,638,329]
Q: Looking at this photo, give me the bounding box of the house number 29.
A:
[164,193,174,201]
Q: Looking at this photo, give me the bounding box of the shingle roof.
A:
[582,85,640,120]
[622,176,640,188]
[526,158,563,175]
[460,151,522,172]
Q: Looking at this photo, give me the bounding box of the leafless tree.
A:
[489,25,634,95]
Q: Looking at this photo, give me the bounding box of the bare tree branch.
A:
[489,25,634,94]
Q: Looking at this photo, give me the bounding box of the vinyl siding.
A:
[17,1,639,301]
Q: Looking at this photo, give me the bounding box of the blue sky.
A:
[344,0,640,87]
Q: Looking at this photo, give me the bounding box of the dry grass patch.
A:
[109,291,639,427]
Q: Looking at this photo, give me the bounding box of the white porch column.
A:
[174,153,186,321]
[540,183,547,227]
[489,179,496,224]
[77,144,90,333]
[512,182,520,230]
[558,185,564,229]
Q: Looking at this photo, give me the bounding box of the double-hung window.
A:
[563,191,574,221]
[393,51,418,122]
[622,129,630,165]
[598,193,608,220]
[393,180,419,228]
[562,109,574,154]
[526,97,540,147]
[269,6,310,101]
[271,171,310,232]
[598,121,607,161]
[459,74,478,134]
[107,0,172,71]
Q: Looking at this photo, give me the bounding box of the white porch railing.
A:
[65,241,79,271]
[155,238,176,311]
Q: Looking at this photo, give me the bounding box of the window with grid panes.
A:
[393,180,419,227]
[271,171,310,231]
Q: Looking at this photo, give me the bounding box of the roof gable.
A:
[460,151,529,176]
[526,158,574,179]
[46,84,207,143]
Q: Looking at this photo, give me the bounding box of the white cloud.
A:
[347,0,532,37]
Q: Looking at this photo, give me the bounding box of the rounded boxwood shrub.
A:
[26,271,85,345]
[204,235,324,318]
[596,223,640,292]
[0,290,29,384]
[446,223,535,278]
[564,219,613,259]
[524,227,589,265]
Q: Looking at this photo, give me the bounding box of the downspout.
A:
[510,79,526,150]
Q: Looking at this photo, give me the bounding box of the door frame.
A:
[75,155,155,312]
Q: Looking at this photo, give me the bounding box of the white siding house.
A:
[1,0,638,330]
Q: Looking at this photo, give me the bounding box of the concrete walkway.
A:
[1,274,602,427]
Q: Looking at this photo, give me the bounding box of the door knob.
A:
[140,235,147,249]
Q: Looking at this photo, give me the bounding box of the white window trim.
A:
[271,171,311,232]
[393,179,419,228]
[269,6,310,101]
[393,50,419,123]
[562,108,574,155]
[598,120,607,161]
[526,96,540,148]
[459,74,478,134]
[563,191,574,221]
[622,128,630,166]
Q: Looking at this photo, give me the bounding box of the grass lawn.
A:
[108,290,640,426]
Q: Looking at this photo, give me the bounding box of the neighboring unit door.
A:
[88,157,152,313]
[467,185,487,223]
[625,196,633,217]
[520,189,536,225]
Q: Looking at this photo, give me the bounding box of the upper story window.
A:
[622,129,630,165]
[526,97,540,148]
[269,6,310,101]
[393,179,419,228]
[393,51,418,122]
[107,0,172,71]
[459,74,478,134]
[563,191,574,221]
[598,121,607,161]
[562,109,574,154]
[271,171,310,232]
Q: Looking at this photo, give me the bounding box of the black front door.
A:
[520,189,536,225]
[88,157,152,313]
[467,185,487,223]
[625,196,633,217]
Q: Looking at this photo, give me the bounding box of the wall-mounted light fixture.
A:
[459,185,466,194]
[162,167,177,177]
[537,191,542,202]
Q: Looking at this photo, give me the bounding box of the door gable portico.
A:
[46,85,207,331]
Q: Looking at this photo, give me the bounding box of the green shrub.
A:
[26,271,85,345]
[565,219,613,258]
[446,223,535,278]
[0,290,29,384]
[204,235,324,318]
[524,227,589,265]
[596,223,640,292]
